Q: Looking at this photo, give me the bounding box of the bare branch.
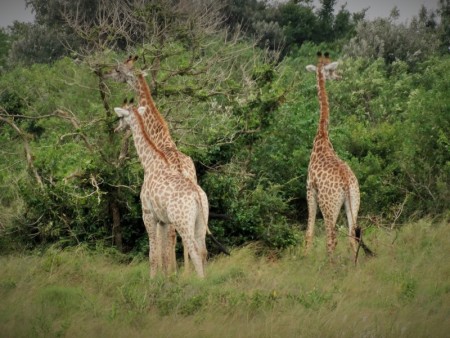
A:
[54,108,95,151]
[391,194,409,229]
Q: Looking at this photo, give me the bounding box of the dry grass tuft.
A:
[0,219,449,337]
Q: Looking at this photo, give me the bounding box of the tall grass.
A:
[1,219,449,337]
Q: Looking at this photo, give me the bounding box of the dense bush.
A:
[343,13,439,67]
[331,56,450,218]
[0,1,449,255]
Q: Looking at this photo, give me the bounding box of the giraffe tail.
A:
[354,226,375,262]
[195,187,230,256]
[207,230,230,256]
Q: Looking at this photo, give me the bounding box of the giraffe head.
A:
[113,98,146,132]
[306,51,341,80]
[114,101,169,165]
[104,55,139,86]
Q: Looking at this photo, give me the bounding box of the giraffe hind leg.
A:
[195,205,208,268]
[177,223,204,278]
[305,187,318,255]
[344,188,374,260]
[184,233,204,278]
[321,198,343,261]
[344,191,360,255]
[324,215,338,259]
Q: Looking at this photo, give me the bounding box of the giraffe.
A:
[105,56,229,272]
[114,99,208,278]
[304,52,372,262]
[104,56,196,272]
[105,56,197,181]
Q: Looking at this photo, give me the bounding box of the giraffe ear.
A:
[306,65,317,72]
[140,69,149,77]
[325,61,339,70]
[137,106,146,115]
[114,107,129,117]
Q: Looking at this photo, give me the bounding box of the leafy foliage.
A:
[0,28,11,71]
[0,0,449,255]
[1,220,449,337]
[343,13,440,67]
[7,22,75,66]
[222,0,364,54]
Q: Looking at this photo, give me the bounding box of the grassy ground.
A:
[1,219,449,338]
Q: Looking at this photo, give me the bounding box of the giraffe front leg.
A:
[305,187,318,255]
[143,212,160,278]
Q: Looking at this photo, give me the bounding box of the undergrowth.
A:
[0,219,449,337]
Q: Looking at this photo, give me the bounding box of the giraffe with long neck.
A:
[305,52,372,261]
[105,56,197,272]
[133,57,196,180]
[114,100,208,278]
[106,55,197,180]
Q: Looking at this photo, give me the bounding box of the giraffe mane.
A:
[135,73,171,136]
[134,72,185,177]
[121,56,172,144]
[132,106,170,165]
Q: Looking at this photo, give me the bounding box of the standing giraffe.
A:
[305,52,372,261]
[114,100,208,278]
[105,56,228,272]
[105,56,196,273]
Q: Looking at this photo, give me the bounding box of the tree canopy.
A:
[0,0,448,255]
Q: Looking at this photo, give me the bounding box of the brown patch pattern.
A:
[305,52,361,260]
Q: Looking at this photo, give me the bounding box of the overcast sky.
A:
[317,0,440,20]
[0,0,442,28]
[0,0,33,28]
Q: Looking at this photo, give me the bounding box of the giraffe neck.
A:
[313,63,334,152]
[134,73,175,149]
[316,64,329,139]
[128,107,170,173]
[129,106,204,220]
